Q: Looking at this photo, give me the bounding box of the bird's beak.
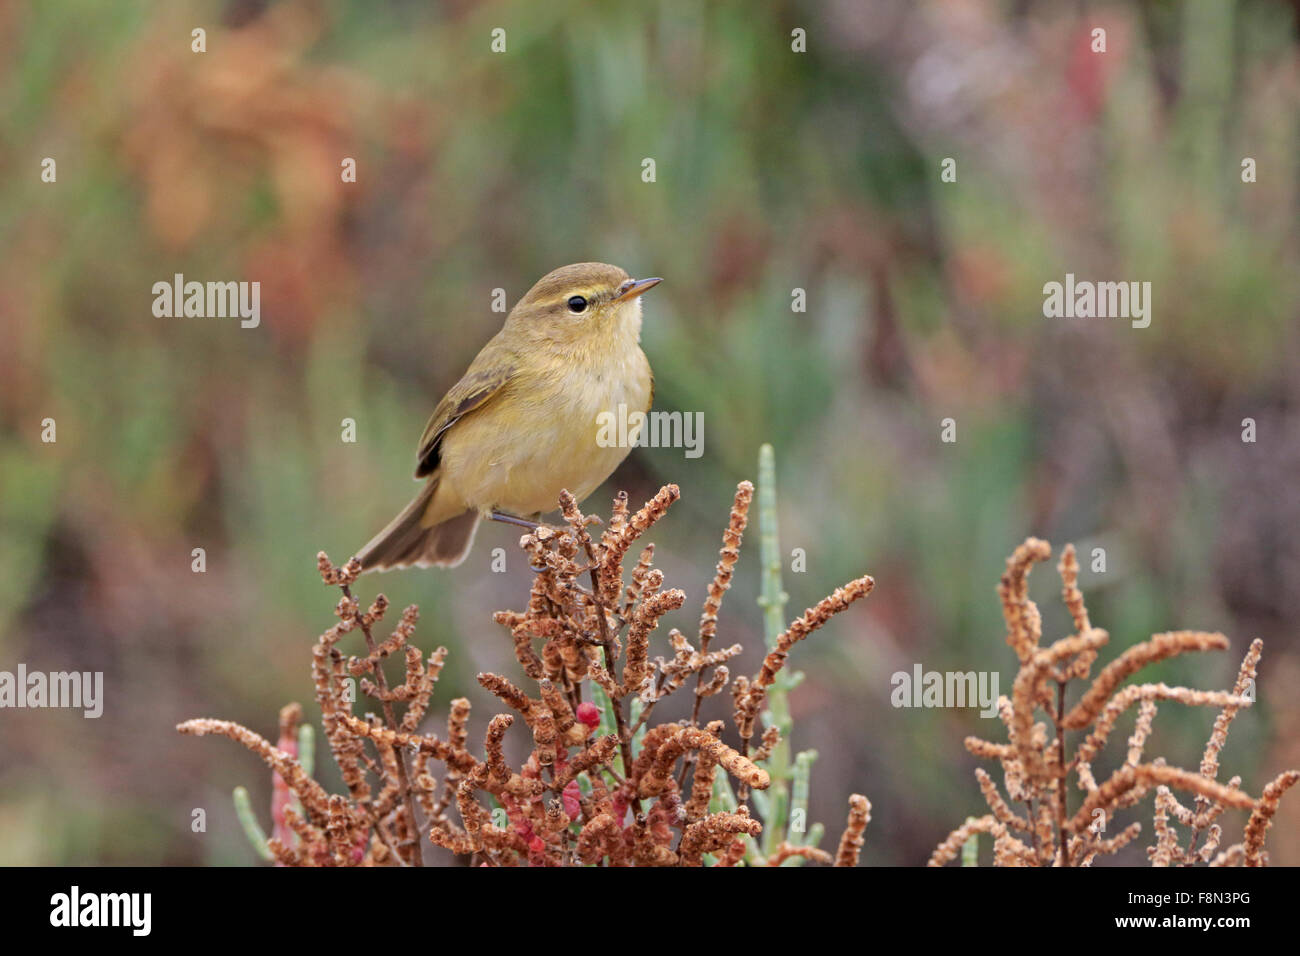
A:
[614,277,663,302]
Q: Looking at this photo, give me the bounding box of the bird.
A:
[355,262,660,572]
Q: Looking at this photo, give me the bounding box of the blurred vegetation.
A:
[1,0,1297,864]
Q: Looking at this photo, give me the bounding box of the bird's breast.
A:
[439,345,652,515]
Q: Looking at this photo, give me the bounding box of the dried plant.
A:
[179,447,874,866]
[931,538,1298,867]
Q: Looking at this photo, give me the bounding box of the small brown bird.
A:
[356,262,660,572]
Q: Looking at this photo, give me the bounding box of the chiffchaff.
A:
[356,262,660,571]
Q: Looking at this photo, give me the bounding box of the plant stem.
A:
[1055,680,1070,866]
[755,443,792,857]
[587,562,642,818]
[342,583,424,866]
[233,786,274,861]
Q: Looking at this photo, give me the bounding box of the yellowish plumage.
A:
[357,262,658,571]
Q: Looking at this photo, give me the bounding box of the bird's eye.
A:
[567,295,588,314]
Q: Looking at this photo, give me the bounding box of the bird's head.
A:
[506,262,661,352]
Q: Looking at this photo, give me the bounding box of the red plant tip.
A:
[612,793,630,827]
[576,702,601,728]
[562,780,582,820]
[528,835,545,854]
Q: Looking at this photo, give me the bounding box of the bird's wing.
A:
[414,362,513,478]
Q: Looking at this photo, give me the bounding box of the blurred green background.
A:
[2,0,1298,865]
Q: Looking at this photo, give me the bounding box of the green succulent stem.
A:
[755,443,796,859]
[297,723,315,778]
[788,749,817,846]
[961,821,980,867]
[233,785,274,862]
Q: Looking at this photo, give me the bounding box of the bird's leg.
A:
[488,510,542,530]
[488,511,554,571]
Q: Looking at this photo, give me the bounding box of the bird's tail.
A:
[355,476,479,571]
